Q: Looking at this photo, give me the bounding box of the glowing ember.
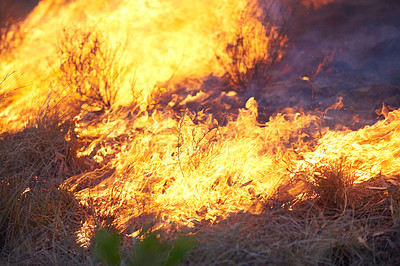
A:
[301,0,335,9]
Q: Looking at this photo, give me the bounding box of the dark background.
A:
[255,0,400,126]
[0,0,39,25]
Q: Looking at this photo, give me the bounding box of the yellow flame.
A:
[1,0,399,246]
[298,109,400,182]
[1,0,259,130]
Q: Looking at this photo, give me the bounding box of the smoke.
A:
[256,0,400,127]
[0,0,39,24]
[137,0,400,129]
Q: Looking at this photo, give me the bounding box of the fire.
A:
[294,108,400,183]
[1,0,260,129]
[64,98,321,234]
[1,0,399,246]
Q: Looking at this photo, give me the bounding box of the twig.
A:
[177,111,186,179]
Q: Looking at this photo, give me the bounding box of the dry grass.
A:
[252,159,400,265]
[295,158,358,212]
[189,177,400,265]
[2,81,399,265]
[1,100,400,265]
[0,103,91,265]
[4,145,399,265]
[1,3,399,263]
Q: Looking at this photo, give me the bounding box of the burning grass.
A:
[1,0,400,264]
[216,1,287,90]
[1,97,400,264]
[17,103,398,265]
[191,173,400,265]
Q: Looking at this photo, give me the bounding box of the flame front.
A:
[1,0,399,245]
[0,0,266,123]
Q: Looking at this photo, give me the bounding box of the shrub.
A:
[216,1,287,90]
[271,157,358,212]
[58,28,126,110]
[310,159,357,210]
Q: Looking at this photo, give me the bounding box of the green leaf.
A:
[94,228,121,266]
[165,236,196,266]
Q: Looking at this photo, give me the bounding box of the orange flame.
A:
[1,0,399,246]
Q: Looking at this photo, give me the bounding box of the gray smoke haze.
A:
[255,0,400,127]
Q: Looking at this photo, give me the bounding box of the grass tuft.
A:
[0,103,90,264]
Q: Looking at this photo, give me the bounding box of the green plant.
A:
[93,228,121,266]
[92,228,195,266]
[132,231,196,266]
